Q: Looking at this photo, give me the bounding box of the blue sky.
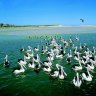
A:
[0,0,96,25]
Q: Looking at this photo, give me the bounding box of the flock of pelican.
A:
[3,35,96,88]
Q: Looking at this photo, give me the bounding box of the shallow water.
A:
[0,27,96,96]
[0,27,96,35]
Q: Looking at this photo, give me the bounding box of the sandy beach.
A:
[0,26,96,36]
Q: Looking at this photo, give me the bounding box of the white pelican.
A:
[28,60,35,69]
[4,55,9,67]
[82,68,93,81]
[59,66,67,79]
[41,46,48,54]
[56,64,67,79]
[73,72,82,87]
[13,64,26,74]
[26,46,32,53]
[24,54,31,60]
[66,56,71,64]
[56,54,63,59]
[74,54,80,61]
[50,70,59,77]
[43,60,52,67]
[42,64,51,72]
[33,54,40,63]
[18,59,27,66]
[72,60,82,71]
[75,36,79,41]
[34,45,39,51]
[20,47,25,52]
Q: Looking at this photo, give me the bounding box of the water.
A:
[0,27,96,96]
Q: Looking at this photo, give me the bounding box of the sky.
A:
[0,0,96,26]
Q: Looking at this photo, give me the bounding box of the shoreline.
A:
[0,26,96,36]
[0,25,96,29]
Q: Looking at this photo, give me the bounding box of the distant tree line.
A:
[0,23,15,27]
[0,23,59,28]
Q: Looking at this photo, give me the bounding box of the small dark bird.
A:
[80,18,84,22]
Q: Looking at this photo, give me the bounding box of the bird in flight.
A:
[80,18,84,22]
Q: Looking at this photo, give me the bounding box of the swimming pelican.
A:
[69,38,73,45]
[74,54,80,61]
[73,72,82,87]
[4,55,9,67]
[24,54,31,60]
[20,47,25,52]
[41,46,48,54]
[72,60,82,71]
[18,58,27,66]
[33,54,40,63]
[28,60,35,69]
[82,68,93,81]
[26,46,32,53]
[75,36,79,41]
[34,45,39,51]
[59,66,67,79]
[85,62,94,70]
[50,70,59,77]
[56,64,67,79]
[43,60,52,67]
[13,64,26,74]
[42,64,51,73]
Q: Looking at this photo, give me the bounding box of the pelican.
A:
[73,72,82,87]
[74,54,80,61]
[85,62,94,71]
[13,64,26,74]
[18,59,27,66]
[46,53,54,61]
[92,46,96,55]
[69,38,73,45]
[24,54,31,60]
[50,70,59,77]
[56,48,65,59]
[34,45,39,51]
[43,60,52,67]
[4,55,9,67]
[28,60,35,69]
[56,54,63,59]
[42,64,51,72]
[33,54,40,63]
[63,40,68,48]
[27,50,34,58]
[59,66,67,79]
[34,62,41,72]
[66,57,71,64]
[26,46,32,53]
[75,36,79,41]
[56,64,67,79]
[72,60,82,71]
[41,46,48,54]
[20,47,25,52]
[82,68,93,81]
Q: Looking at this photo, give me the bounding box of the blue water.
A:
[0,27,96,96]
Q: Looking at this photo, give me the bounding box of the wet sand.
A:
[0,26,96,36]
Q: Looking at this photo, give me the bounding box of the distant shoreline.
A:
[0,25,96,36]
[0,23,96,28]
